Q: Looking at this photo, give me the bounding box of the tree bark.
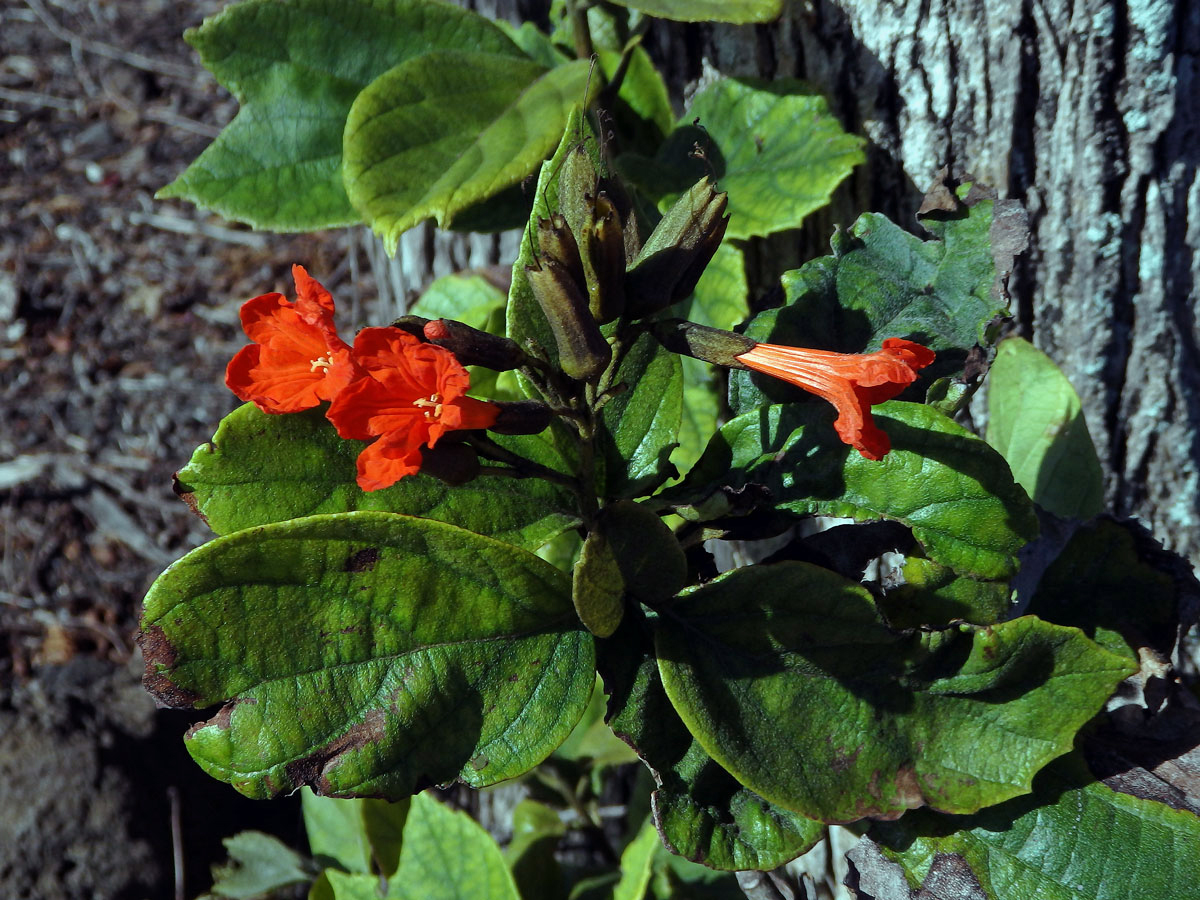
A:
[388,0,1200,562]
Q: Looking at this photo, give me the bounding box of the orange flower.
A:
[327,327,499,491]
[736,338,935,460]
[226,265,357,414]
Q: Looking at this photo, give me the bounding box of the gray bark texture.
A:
[389,0,1200,563]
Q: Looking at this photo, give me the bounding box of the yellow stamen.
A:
[413,393,443,420]
[310,355,333,372]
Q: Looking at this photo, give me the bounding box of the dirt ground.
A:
[1,1,371,896]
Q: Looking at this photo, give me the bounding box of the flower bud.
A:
[423,318,529,371]
[651,319,756,368]
[525,258,612,383]
[390,315,431,340]
[488,399,554,435]
[536,215,586,294]
[625,177,729,319]
[582,192,626,324]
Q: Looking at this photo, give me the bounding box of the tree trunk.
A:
[389,0,1200,562]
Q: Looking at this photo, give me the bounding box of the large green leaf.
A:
[344,51,593,253]
[668,401,1037,581]
[620,78,864,239]
[654,563,1135,823]
[176,404,579,551]
[862,754,1200,900]
[141,512,594,799]
[730,196,1005,413]
[603,0,782,23]
[158,0,525,230]
[599,617,823,872]
[598,332,683,499]
[325,792,519,900]
[987,337,1105,518]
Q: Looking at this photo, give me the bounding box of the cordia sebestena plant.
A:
[142,1,1200,897]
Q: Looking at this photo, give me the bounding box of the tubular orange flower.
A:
[736,338,936,460]
[225,265,357,413]
[326,327,499,491]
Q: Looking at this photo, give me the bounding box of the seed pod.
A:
[525,258,612,383]
[651,318,756,369]
[423,318,529,371]
[536,214,586,294]
[582,192,626,324]
[624,177,729,319]
[488,399,554,435]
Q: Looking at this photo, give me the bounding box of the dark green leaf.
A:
[506,800,567,900]
[344,51,593,252]
[207,831,312,899]
[1027,517,1183,662]
[601,500,687,603]
[598,332,682,499]
[730,197,1006,412]
[599,617,822,871]
[882,557,1012,627]
[864,754,1200,900]
[159,0,525,230]
[176,404,579,551]
[141,512,595,799]
[655,563,1135,822]
[603,0,782,23]
[621,79,863,239]
[987,337,1105,518]
[668,401,1038,581]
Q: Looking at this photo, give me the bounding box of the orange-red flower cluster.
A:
[736,338,935,460]
[226,265,498,490]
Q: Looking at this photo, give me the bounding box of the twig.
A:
[168,786,185,900]
[25,0,195,80]
[0,85,80,113]
[126,211,269,248]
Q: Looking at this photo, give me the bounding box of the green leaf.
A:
[671,242,747,475]
[987,337,1105,518]
[207,831,312,899]
[410,272,508,331]
[159,0,525,230]
[573,530,627,638]
[325,793,520,899]
[598,332,683,499]
[598,46,675,156]
[669,401,1038,581]
[1026,517,1182,662]
[176,404,579,551]
[599,618,822,871]
[655,563,1135,822]
[614,817,661,900]
[730,199,1005,412]
[496,20,572,69]
[865,754,1200,900]
[506,800,567,900]
[621,79,863,239]
[601,500,687,603]
[141,512,595,799]
[344,52,594,253]
[603,0,782,24]
[301,788,409,876]
[883,557,1012,627]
